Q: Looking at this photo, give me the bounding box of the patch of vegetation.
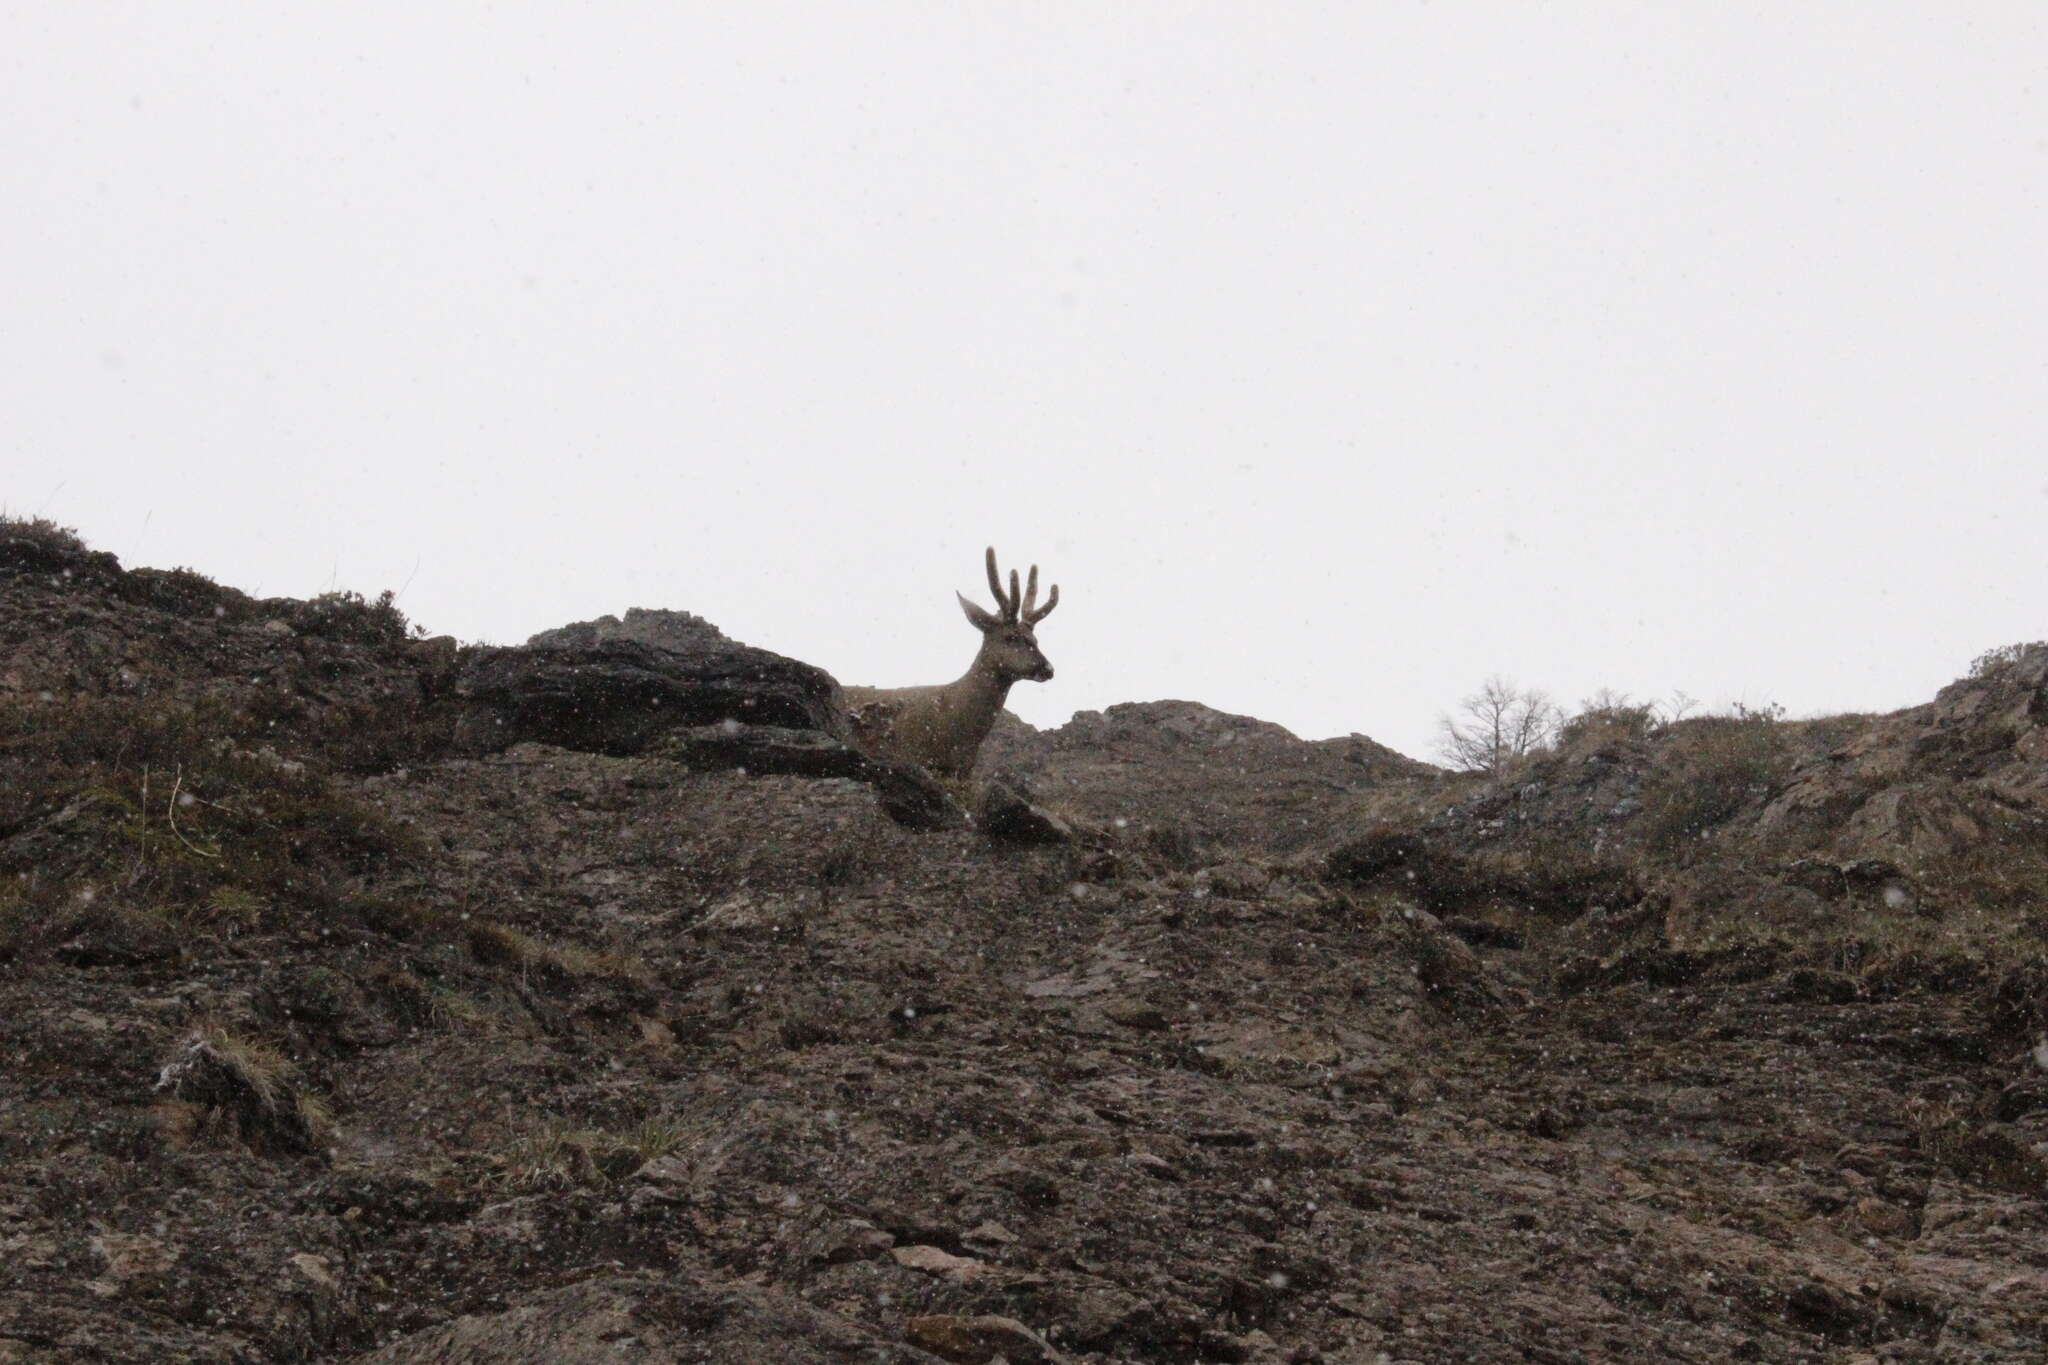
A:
[1967,641,2048,679]
[1326,827,1633,922]
[116,565,245,619]
[1481,835,1641,920]
[424,981,504,1033]
[1548,687,1662,753]
[290,589,419,646]
[1909,1095,2048,1192]
[1637,705,1793,851]
[0,512,90,557]
[1326,829,1485,911]
[0,694,420,956]
[464,919,651,988]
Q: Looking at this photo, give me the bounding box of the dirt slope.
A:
[2,528,2045,1364]
[982,702,1434,859]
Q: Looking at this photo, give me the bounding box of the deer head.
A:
[957,546,1058,685]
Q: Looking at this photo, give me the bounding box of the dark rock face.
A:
[1782,857,1850,900]
[977,778,1073,845]
[455,637,845,757]
[456,611,974,827]
[658,724,962,830]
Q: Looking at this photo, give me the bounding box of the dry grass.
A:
[499,1113,689,1191]
[154,1026,332,1155]
[1908,1095,2048,1192]
[464,919,651,987]
[0,694,421,956]
[1637,711,1793,851]
[1968,641,2048,679]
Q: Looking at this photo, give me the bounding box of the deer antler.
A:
[1022,564,1058,625]
[982,547,1058,625]
[984,547,1014,622]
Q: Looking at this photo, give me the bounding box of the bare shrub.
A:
[291,589,418,645]
[0,513,89,553]
[1436,676,1562,778]
[1968,641,2048,679]
[1554,689,1706,755]
[1555,689,1660,752]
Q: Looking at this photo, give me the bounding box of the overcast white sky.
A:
[5,5,2044,760]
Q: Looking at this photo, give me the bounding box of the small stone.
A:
[964,1220,1018,1245]
[801,1219,895,1265]
[633,1155,692,1185]
[290,1252,341,1291]
[891,1244,988,1279]
[1853,1197,1913,1238]
[1103,998,1169,1031]
[905,1313,1058,1364]
[90,1232,176,1281]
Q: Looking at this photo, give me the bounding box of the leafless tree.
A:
[1436,675,1562,777]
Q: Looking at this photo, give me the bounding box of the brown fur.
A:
[843,548,1059,780]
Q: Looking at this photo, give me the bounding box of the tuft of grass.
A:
[464,919,651,986]
[424,982,501,1033]
[199,885,267,934]
[500,1117,601,1191]
[154,1026,331,1155]
[1909,1096,2048,1192]
[499,1113,690,1191]
[624,1115,689,1164]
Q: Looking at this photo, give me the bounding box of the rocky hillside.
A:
[3,519,2046,1364]
[982,702,1434,860]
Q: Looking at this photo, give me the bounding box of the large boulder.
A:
[454,611,962,827]
[455,631,843,756]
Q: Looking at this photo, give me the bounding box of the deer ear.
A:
[957,592,1000,632]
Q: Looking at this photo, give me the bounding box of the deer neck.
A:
[951,649,1017,729]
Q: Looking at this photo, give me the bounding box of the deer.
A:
[841,547,1060,781]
